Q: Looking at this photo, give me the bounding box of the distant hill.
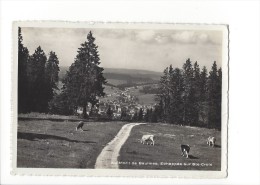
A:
[58,66,162,87]
[104,68,162,80]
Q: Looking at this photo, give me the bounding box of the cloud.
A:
[170,31,222,45]
[154,34,171,44]
[171,31,197,43]
[133,30,221,45]
[20,27,222,72]
[93,29,222,46]
[135,30,156,42]
[198,33,209,43]
[95,29,126,39]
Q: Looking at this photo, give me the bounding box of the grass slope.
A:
[17,120,125,168]
[119,123,221,170]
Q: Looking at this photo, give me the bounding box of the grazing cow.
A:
[76,121,84,131]
[140,135,155,146]
[181,144,190,158]
[207,136,216,147]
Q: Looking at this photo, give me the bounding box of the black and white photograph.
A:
[2,1,260,184]
[13,22,228,177]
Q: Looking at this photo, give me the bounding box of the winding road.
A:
[95,122,144,169]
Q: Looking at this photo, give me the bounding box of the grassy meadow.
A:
[119,123,221,170]
[17,119,125,168]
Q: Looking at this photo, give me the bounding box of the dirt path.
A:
[94,122,144,169]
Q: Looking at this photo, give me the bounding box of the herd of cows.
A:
[75,121,217,159]
[139,134,216,159]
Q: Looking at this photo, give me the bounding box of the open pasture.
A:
[17,120,125,168]
[119,123,221,170]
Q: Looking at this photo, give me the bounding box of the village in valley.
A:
[77,84,157,120]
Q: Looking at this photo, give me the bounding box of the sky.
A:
[21,27,223,72]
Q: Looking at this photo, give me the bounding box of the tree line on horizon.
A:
[155,59,222,130]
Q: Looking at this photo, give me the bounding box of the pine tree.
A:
[144,108,150,122]
[62,31,106,118]
[168,67,184,124]
[45,51,60,107]
[106,105,113,120]
[151,108,158,123]
[207,61,220,128]
[18,27,30,113]
[138,108,144,121]
[199,66,208,125]
[27,46,47,112]
[149,108,153,122]
[157,67,170,121]
[192,61,201,126]
[87,32,106,108]
[216,67,222,130]
[167,65,174,123]
[48,90,74,115]
[182,58,195,126]
[200,66,208,102]
[45,51,59,87]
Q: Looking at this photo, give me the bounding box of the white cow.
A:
[140,135,155,146]
[207,136,216,147]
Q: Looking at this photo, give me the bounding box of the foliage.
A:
[26,46,48,112]
[138,108,144,121]
[156,59,222,130]
[61,31,106,118]
[48,92,75,115]
[18,28,60,113]
[106,105,113,120]
[207,62,222,129]
[18,27,30,113]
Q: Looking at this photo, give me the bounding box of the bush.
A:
[48,93,74,115]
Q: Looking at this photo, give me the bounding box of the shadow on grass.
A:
[214,144,221,148]
[126,150,151,156]
[188,155,199,159]
[18,132,96,144]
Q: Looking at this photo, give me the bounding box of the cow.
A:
[76,121,84,131]
[140,134,155,146]
[181,144,190,158]
[207,136,216,147]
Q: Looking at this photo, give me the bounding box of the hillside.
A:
[104,68,162,80]
[58,66,162,87]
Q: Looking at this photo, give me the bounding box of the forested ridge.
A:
[155,59,222,129]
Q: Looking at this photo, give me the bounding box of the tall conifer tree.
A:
[27,46,47,112]
[216,67,222,129]
[157,67,170,121]
[45,51,60,105]
[182,58,195,126]
[192,61,201,126]
[62,31,106,118]
[207,61,219,128]
[199,66,208,125]
[18,27,30,113]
